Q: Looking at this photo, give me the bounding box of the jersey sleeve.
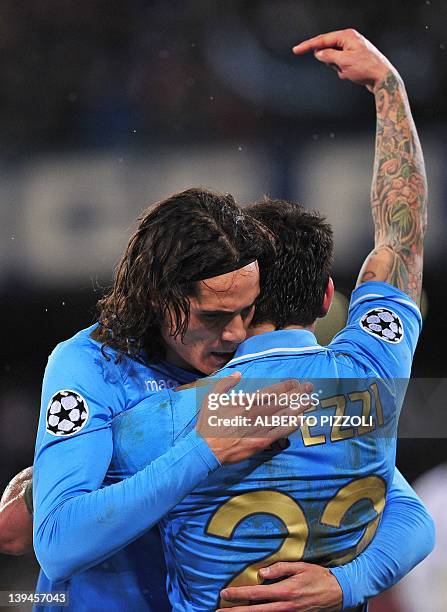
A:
[33,342,220,583]
[329,468,435,609]
[329,281,423,378]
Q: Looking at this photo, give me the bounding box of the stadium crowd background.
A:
[0,1,446,610]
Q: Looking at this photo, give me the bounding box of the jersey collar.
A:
[226,329,326,368]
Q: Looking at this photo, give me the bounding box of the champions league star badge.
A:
[46,390,89,436]
[359,308,403,344]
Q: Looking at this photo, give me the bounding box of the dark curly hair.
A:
[94,187,274,360]
[247,197,334,328]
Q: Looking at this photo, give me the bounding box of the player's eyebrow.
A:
[198,300,256,316]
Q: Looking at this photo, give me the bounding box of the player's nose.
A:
[221,314,247,345]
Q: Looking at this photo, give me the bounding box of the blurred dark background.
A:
[0,1,446,609]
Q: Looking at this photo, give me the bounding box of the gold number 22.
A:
[206,476,386,608]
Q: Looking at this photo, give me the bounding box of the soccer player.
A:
[106,29,431,611]
[30,189,305,611]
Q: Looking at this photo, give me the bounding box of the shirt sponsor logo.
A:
[144,378,177,393]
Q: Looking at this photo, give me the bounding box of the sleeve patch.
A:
[46,390,89,437]
[359,308,404,344]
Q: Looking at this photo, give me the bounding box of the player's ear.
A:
[319,277,334,318]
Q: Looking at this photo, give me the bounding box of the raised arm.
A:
[293,29,428,305]
[0,467,33,555]
[361,67,427,304]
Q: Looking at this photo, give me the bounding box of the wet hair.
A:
[94,187,274,359]
[246,197,334,328]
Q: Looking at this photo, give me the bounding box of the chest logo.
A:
[359,308,403,344]
[46,390,89,436]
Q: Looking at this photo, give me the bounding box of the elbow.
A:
[34,499,94,582]
[0,515,33,556]
[423,510,436,558]
[0,536,32,556]
[34,549,72,583]
[412,505,436,563]
[33,531,77,583]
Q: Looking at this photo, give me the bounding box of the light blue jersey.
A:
[110,282,423,610]
[33,324,218,612]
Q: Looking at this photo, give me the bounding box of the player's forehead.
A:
[192,261,259,312]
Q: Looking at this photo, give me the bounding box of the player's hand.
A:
[292,29,397,93]
[218,561,342,612]
[196,374,313,464]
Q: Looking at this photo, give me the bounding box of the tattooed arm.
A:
[357,72,427,303]
[293,29,427,304]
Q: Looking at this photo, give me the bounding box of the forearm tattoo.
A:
[360,72,427,304]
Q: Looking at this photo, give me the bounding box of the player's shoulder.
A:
[47,324,131,383]
[345,281,422,327]
[329,281,423,377]
[39,325,130,438]
[51,323,105,357]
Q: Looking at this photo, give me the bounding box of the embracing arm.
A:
[0,467,33,555]
[35,366,301,583]
[34,426,221,582]
[219,468,435,611]
[33,345,222,583]
[329,468,435,609]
